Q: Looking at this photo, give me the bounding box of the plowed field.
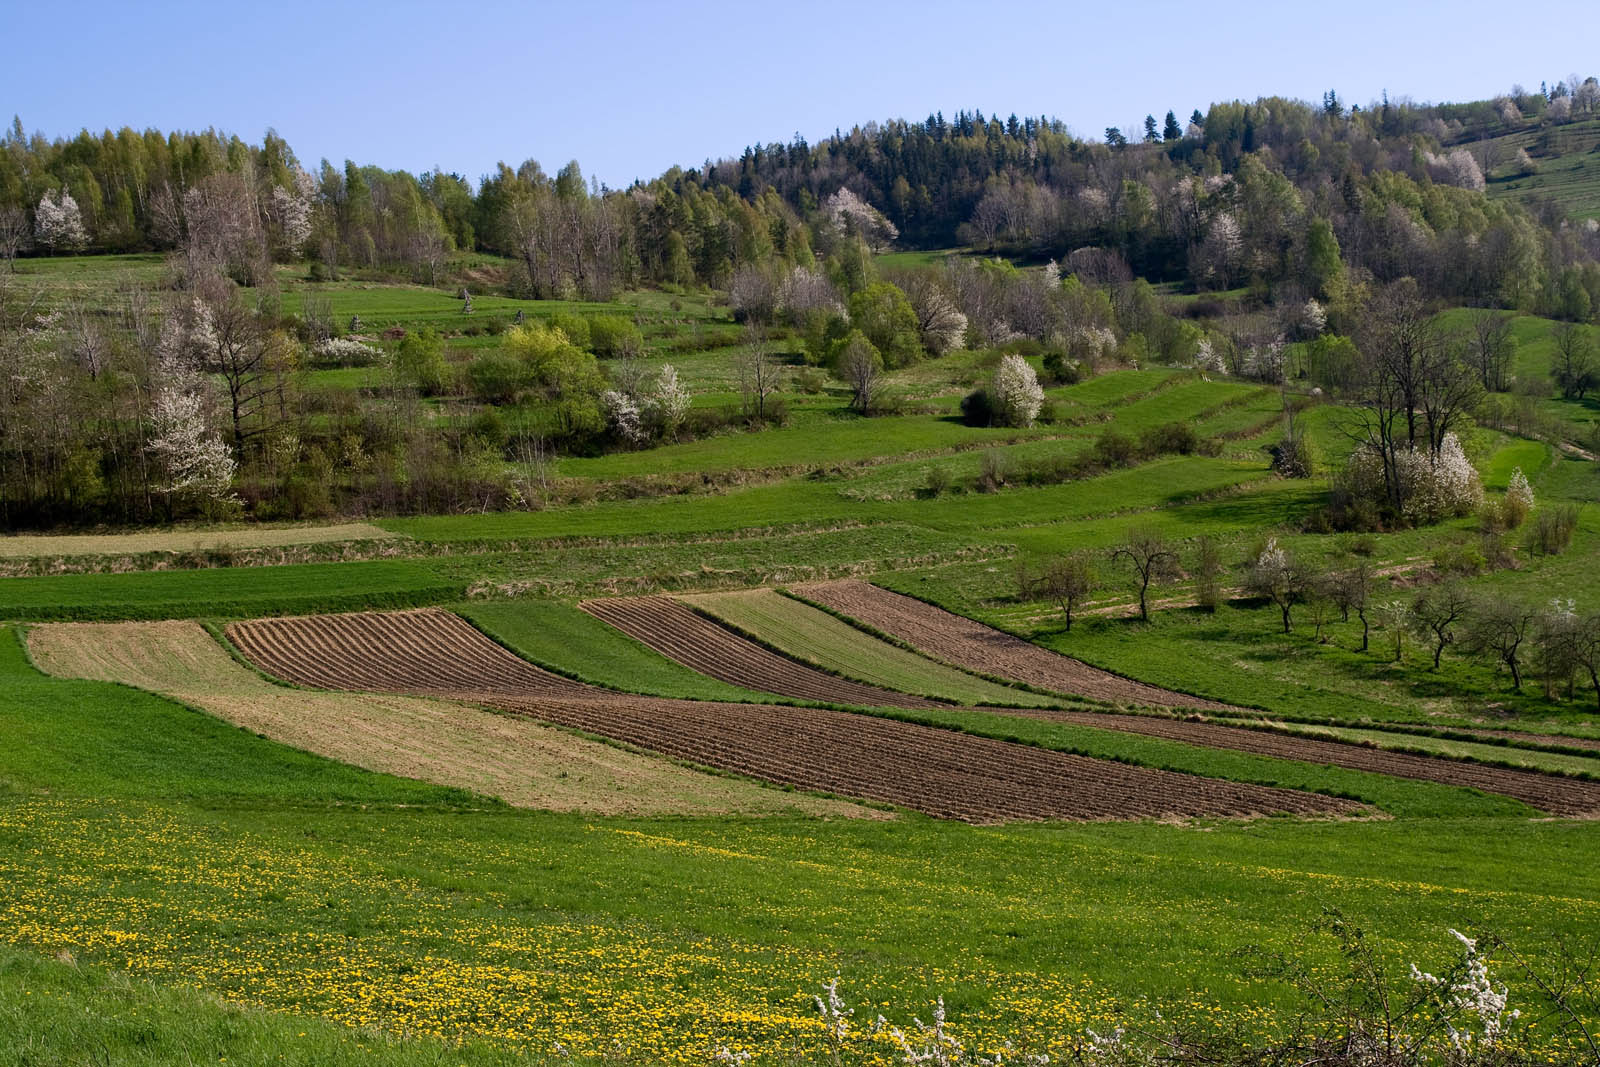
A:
[578,596,948,709]
[227,609,1361,823]
[792,580,1239,711]
[1038,711,1600,817]
[791,581,1600,816]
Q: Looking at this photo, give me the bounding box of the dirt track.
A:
[791,579,1239,711]
[226,609,1360,824]
[579,596,949,709]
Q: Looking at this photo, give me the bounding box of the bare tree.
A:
[1328,561,1376,651]
[1461,598,1537,691]
[191,280,296,456]
[1039,552,1096,632]
[1110,527,1180,621]
[1193,534,1224,612]
[1411,584,1472,670]
[733,327,782,423]
[1551,322,1597,401]
[1346,279,1479,512]
[1469,311,1515,393]
[0,206,29,270]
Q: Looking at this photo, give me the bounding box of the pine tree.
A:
[1163,111,1182,141]
[1143,115,1159,142]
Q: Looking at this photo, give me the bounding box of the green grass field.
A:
[682,588,1058,706]
[5,263,1600,1063]
[4,622,1598,1064]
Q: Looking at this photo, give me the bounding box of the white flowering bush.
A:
[1503,467,1534,527]
[1193,336,1225,375]
[991,354,1044,428]
[148,356,236,508]
[601,389,645,445]
[1410,929,1519,1053]
[1342,433,1482,524]
[313,337,381,366]
[645,363,692,440]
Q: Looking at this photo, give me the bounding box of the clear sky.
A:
[7,0,1596,189]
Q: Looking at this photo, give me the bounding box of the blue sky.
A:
[8,0,1595,188]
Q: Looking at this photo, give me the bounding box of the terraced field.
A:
[792,579,1238,710]
[577,596,949,708]
[680,588,1057,706]
[27,620,866,817]
[226,609,1362,823]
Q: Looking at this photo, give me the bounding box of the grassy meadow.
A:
[3,264,1600,1064]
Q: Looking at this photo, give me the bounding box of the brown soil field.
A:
[791,579,1238,711]
[1022,711,1600,817]
[29,620,871,819]
[228,609,1361,823]
[579,596,949,709]
[790,582,1600,816]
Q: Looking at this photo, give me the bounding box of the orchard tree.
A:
[1412,584,1472,669]
[1461,598,1537,691]
[1246,538,1311,633]
[1111,527,1180,621]
[1040,551,1096,631]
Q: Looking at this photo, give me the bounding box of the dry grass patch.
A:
[0,523,400,559]
[25,620,876,819]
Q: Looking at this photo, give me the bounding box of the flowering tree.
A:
[991,354,1043,428]
[825,187,898,251]
[34,189,87,253]
[1246,537,1311,633]
[147,354,236,512]
[1504,467,1534,527]
[644,363,691,440]
[601,389,645,445]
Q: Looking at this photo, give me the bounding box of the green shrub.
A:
[588,315,643,359]
[1528,504,1578,556]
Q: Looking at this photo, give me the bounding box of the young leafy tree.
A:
[1110,527,1180,621]
[835,330,882,415]
[847,282,922,367]
[1040,551,1096,632]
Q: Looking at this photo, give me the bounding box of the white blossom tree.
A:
[825,187,898,251]
[643,363,691,440]
[34,189,87,253]
[992,353,1044,427]
[148,355,237,511]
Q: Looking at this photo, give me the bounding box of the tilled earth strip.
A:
[790,581,1600,816]
[791,579,1240,712]
[227,609,1361,824]
[579,595,950,709]
[1002,711,1600,817]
